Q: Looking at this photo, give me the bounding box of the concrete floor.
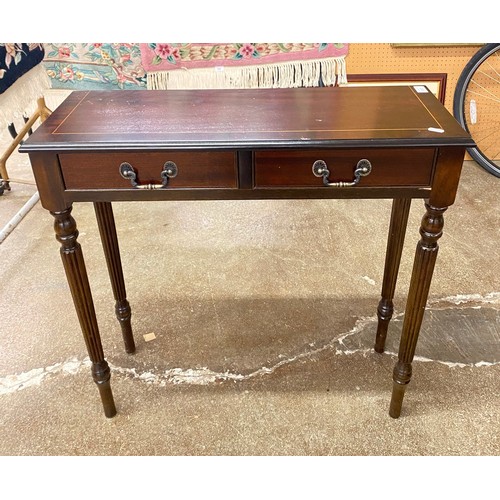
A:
[0,90,499,456]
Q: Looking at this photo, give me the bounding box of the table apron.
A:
[63,186,432,203]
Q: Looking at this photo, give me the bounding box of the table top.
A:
[21,86,474,153]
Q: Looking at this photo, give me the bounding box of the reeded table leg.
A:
[389,202,447,418]
[94,202,135,354]
[375,198,411,353]
[52,207,117,418]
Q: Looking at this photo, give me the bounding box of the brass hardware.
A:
[312,158,372,187]
[161,161,178,182]
[119,161,178,189]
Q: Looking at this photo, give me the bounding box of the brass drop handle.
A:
[119,161,178,189]
[312,158,372,187]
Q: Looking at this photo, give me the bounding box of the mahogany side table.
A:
[20,86,474,418]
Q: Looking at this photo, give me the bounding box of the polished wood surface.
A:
[60,151,238,190]
[254,148,435,187]
[94,202,134,354]
[20,87,473,419]
[52,206,116,417]
[22,87,471,151]
[375,198,412,353]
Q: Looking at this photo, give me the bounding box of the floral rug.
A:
[42,43,348,91]
[43,43,147,90]
[0,43,49,126]
[141,43,349,89]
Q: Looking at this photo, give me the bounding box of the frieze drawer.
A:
[254,148,436,188]
[59,151,238,190]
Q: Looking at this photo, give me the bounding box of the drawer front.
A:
[254,148,436,188]
[59,151,238,190]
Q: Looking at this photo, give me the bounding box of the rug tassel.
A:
[146,57,347,90]
[0,64,51,128]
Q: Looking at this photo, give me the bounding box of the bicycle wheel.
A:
[453,43,500,177]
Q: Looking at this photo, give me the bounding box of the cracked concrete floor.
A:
[0,91,499,456]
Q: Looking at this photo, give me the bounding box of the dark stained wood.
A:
[28,152,67,212]
[52,206,116,417]
[375,198,412,353]
[19,87,473,419]
[430,147,467,207]
[20,87,473,152]
[388,145,469,418]
[254,148,435,187]
[66,186,433,203]
[389,202,447,418]
[237,150,253,189]
[94,202,135,354]
[60,151,238,190]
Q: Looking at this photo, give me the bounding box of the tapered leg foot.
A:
[389,361,412,418]
[389,382,406,418]
[92,360,117,418]
[115,299,134,353]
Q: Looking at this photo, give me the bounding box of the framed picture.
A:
[390,43,482,47]
[340,73,447,104]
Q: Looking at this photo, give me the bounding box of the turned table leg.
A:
[389,202,447,418]
[94,202,135,354]
[52,207,117,418]
[375,198,411,353]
